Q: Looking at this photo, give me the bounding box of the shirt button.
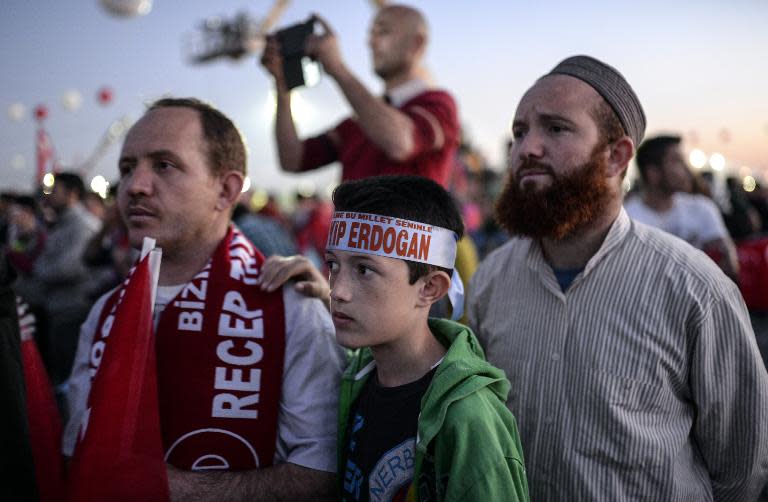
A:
[544,415,554,425]
[551,352,560,361]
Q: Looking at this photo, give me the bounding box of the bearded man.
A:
[467,55,768,500]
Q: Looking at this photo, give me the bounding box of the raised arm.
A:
[306,15,424,162]
[261,37,305,173]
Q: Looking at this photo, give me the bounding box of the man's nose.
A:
[125,164,154,196]
[513,131,545,161]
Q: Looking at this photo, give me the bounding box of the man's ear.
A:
[412,32,426,55]
[606,136,635,179]
[215,171,244,212]
[415,270,451,308]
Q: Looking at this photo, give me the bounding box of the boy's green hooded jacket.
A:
[338,318,530,501]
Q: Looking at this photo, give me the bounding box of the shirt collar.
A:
[526,208,632,294]
[581,207,631,275]
[385,78,429,108]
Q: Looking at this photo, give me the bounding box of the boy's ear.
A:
[416,270,451,308]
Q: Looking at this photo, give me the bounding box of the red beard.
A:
[495,146,612,240]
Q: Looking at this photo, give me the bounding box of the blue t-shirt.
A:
[553,267,583,292]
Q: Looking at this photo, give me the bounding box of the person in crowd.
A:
[83,191,107,221]
[723,176,762,240]
[33,172,101,393]
[260,175,530,500]
[0,255,38,501]
[5,195,47,293]
[64,98,345,500]
[82,186,134,300]
[5,195,49,357]
[747,181,768,233]
[261,4,459,187]
[232,200,298,258]
[625,135,740,280]
[468,55,768,500]
[0,192,13,247]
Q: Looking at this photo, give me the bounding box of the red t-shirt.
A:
[299,89,459,187]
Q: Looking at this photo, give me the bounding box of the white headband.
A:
[325,211,458,268]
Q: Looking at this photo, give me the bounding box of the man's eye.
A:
[326,260,339,273]
[118,164,133,177]
[156,160,174,171]
[550,125,566,133]
[512,129,525,139]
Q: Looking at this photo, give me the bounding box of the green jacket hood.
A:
[336,319,528,501]
[416,318,511,451]
[339,319,511,453]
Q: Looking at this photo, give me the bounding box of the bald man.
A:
[261,4,459,187]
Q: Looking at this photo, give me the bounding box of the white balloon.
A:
[7,103,26,121]
[61,89,83,112]
[11,154,26,170]
[100,0,153,17]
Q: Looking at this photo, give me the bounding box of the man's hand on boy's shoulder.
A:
[258,255,330,308]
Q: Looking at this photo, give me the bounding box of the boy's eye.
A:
[356,264,371,276]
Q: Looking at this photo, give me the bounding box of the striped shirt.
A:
[468,208,768,501]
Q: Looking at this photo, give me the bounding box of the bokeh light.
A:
[297,179,316,198]
[265,90,314,124]
[90,175,110,199]
[689,149,707,169]
[249,187,269,211]
[7,103,26,122]
[241,175,252,193]
[709,153,726,171]
[61,89,83,112]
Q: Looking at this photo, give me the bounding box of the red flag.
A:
[18,299,65,502]
[67,251,169,502]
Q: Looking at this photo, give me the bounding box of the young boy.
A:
[264,175,529,501]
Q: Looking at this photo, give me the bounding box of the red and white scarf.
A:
[89,226,285,470]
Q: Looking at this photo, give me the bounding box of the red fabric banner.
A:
[67,253,169,502]
[18,299,65,502]
[736,237,768,311]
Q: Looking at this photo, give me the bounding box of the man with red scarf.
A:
[64,98,345,500]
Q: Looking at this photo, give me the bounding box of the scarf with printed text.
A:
[88,226,285,470]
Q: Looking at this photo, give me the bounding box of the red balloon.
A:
[97,87,113,105]
[34,104,48,121]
